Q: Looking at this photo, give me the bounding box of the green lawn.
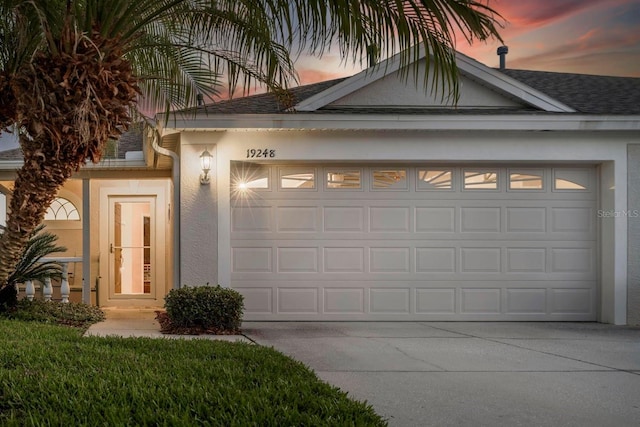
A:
[0,321,386,426]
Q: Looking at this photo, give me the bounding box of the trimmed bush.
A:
[163,285,244,334]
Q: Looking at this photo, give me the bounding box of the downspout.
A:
[151,128,181,289]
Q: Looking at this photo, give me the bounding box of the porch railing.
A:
[21,257,83,303]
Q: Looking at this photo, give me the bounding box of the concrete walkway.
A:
[242,321,640,427]
[84,312,251,343]
[86,317,640,426]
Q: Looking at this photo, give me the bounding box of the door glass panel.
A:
[554,169,589,190]
[372,169,407,189]
[464,170,498,190]
[113,201,152,295]
[280,168,316,189]
[509,171,543,190]
[231,161,270,190]
[326,170,361,189]
[417,170,452,190]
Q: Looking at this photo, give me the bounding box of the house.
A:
[1,50,639,324]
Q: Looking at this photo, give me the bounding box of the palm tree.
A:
[0,0,502,296]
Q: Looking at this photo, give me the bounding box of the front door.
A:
[99,181,169,308]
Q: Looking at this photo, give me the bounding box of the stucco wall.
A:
[628,145,640,325]
[179,135,219,286]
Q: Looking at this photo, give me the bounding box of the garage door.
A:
[230,163,597,321]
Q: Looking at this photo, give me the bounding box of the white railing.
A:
[22,257,82,303]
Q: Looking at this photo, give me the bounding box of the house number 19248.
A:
[246,149,276,158]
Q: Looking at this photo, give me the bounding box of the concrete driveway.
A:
[242,322,640,427]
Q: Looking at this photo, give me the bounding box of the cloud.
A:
[497,0,606,28]
[297,68,353,85]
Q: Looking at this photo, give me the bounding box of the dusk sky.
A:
[294,0,640,85]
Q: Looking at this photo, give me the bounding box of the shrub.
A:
[0,224,66,312]
[1,299,105,328]
[163,285,244,334]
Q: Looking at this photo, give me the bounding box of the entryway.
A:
[98,181,170,307]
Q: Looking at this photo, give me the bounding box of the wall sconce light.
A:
[200,149,212,185]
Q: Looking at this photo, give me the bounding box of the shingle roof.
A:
[501,69,640,114]
[190,78,347,115]
[191,69,640,116]
[0,128,143,161]
[0,147,21,161]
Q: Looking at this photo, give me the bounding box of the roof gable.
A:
[294,49,575,113]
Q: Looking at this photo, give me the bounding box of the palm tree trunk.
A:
[0,135,76,287]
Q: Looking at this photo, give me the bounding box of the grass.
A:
[0,321,387,426]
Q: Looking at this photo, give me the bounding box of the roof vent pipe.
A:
[497,46,508,70]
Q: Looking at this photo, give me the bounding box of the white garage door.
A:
[230,163,597,321]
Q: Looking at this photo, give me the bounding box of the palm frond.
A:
[7,224,67,286]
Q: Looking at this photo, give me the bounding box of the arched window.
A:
[45,197,80,221]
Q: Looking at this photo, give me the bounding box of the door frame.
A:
[99,182,168,307]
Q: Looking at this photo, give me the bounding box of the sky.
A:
[293,0,640,85]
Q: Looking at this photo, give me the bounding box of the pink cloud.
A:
[297,68,352,85]
[496,0,603,28]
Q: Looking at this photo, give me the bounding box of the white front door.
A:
[99,182,169,307]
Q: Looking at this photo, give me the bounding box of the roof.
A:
[189,69,640,116]
[0,127,144,161]
[189,78,347,115]
[501,70,640,114]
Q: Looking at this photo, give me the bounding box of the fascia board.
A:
[456,53,576,113]
[167,114,640,132]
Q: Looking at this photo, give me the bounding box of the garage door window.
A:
[372,169,407,190]
[280,168,316,189]
[553,169,589,191]
[509,170,544,190]
[417,169,453,190]
[232,162,270,190]
[464,170,498,190]
[326,170,361,189]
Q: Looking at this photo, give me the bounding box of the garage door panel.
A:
[230,241,594,280]
[506,207,546,232]
[231,164,597,321]
[277,288,319,314]
[324,206,365,232]
[276,206,319,232]
[415,207,456,232]
[233,280,596,320]
[277,247,319,272]
[324,288,365,313]
[505,289,547,314]
[370,288,411,314]
[551,207,595,233]
[231,206,272,232]
[460,207,501,232]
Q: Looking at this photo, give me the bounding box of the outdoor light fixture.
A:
[200,149,212,185]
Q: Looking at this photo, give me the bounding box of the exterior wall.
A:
[628,145,640,325]
[207,129,633,324]
[179,133,221,286]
